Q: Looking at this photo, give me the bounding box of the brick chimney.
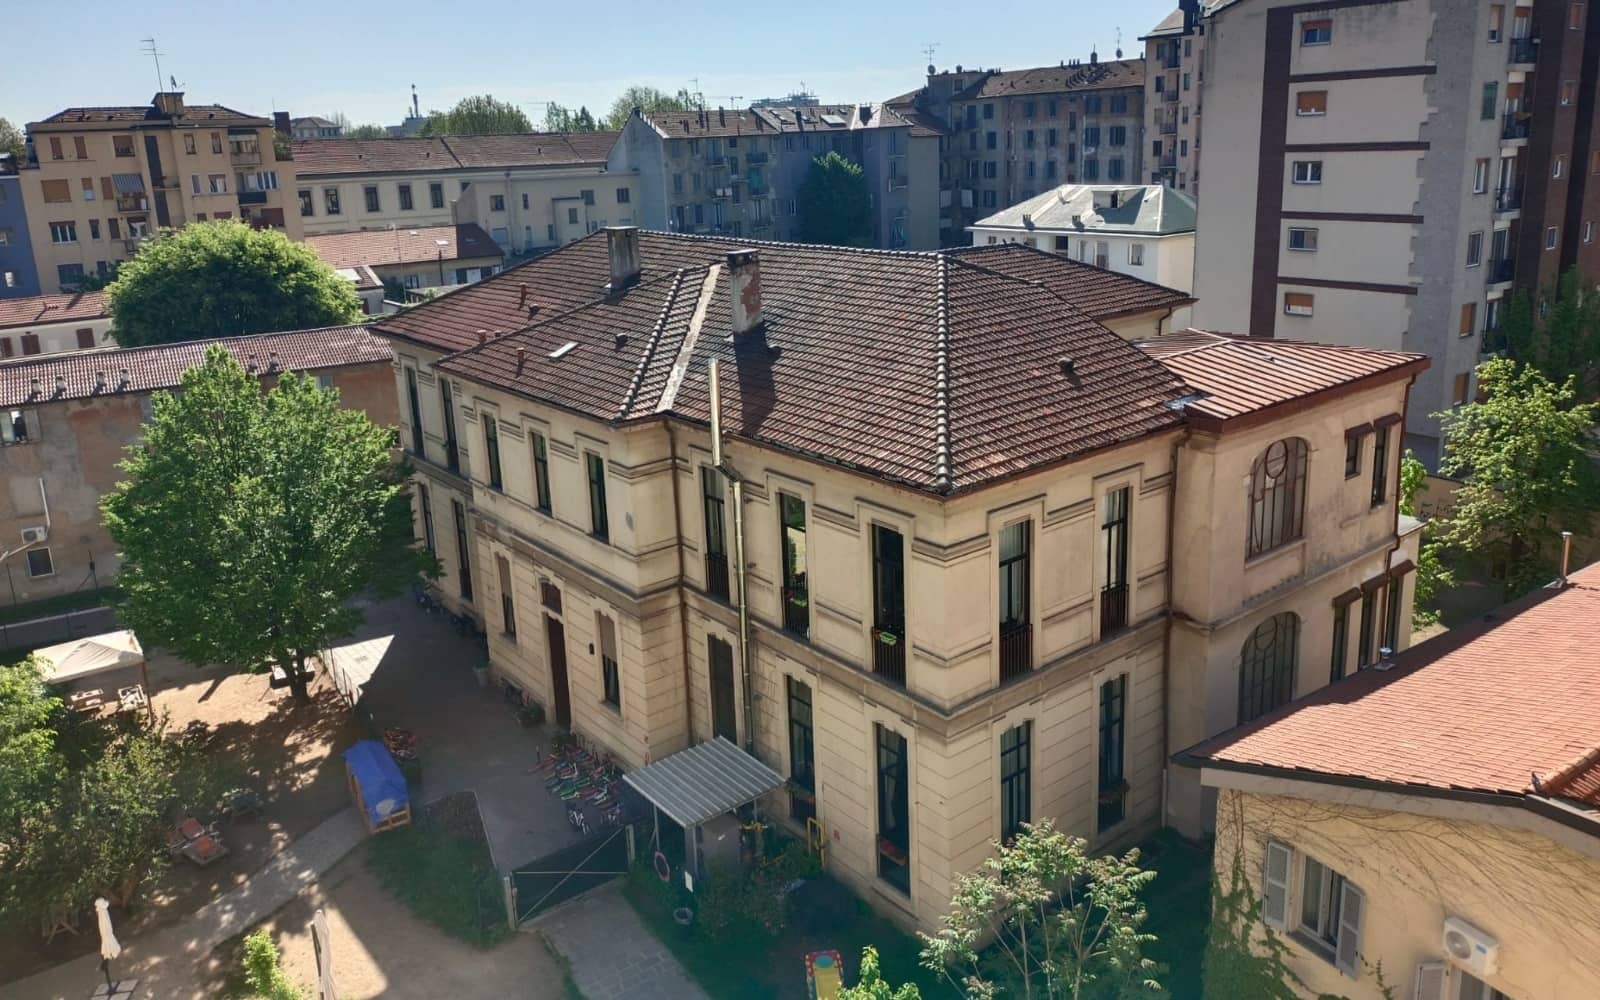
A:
[727,250,763,335]
[606,226,641,292]
[153,91,185,116]
[273,111,291,138]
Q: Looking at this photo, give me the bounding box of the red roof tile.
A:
[305,224,503,269]
[1182,562,1600,810]
[643,109,780,139]
[962,59,1146,98]
[950,243,1192,320]
[0,291,108,331]
[0,325,390,407]
[439,133,617,168]
[291,133,617,176]
[291,137,456,175]
[32,104,266,128]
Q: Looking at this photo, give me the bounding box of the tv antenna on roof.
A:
[922,42,940,67]
[139,37,166,96]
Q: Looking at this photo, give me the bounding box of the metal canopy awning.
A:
[623,737,784,828]
[112,173,146,194]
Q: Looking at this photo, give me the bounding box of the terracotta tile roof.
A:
[32,104,266,128]
[1139,330,1428,429]
[1181,562,1600,811]
[413,230,1194,493]
[949,243,1193,319]
[960,59,1146,100]
[0,291,108,331]
[754,104,945,137]
[438,133,618,168]
[291,137,457,175]
[291,133,617,176]
[644,109,780,139]
[0,325,390,408]
[305,224,503,269]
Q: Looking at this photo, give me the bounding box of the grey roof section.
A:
[112,173,145,194]
[1142,8,1187,38]
[623,737,784,828]
[971,184,1197,237]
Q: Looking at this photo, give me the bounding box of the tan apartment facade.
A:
[22,93,300,292]
[375,228,1420,930]
[1142,2,1209,194]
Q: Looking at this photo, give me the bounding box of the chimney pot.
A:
[515,346,527,372]
[118,368,129,386]
[1059,357,1076,378]
[268,351,279,371]
[55,375,65,393]
[726,250,764,336]
[476,329,488,345]
[29,376,40,395]
[606,226,642,292]
[518,283,529,306]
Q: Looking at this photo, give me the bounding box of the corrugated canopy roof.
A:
[623,737,784,827]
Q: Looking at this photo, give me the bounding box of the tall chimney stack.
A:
[606,226,641,292]
[727,250,763,335]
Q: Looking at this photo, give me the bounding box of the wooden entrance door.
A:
[708,635,737,743]
[546,616,571,728]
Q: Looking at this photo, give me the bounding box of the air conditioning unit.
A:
[20,526,47,545]
[1443,916,1500,976]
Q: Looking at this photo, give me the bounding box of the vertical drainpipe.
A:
[708,360,756,754]
[666,421,694,751]
[1160,427,1187,831]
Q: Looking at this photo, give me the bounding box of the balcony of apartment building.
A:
[1509,35,1539,68]
[1502,111,1531,144]
[1163,85,1180,104]
[1160,47,1181,70]
[1493,184,1522,216]
[228,137,263,167]
[745,150,770,165]
[1488,255,1516,290]
[1159,114,1178,135]
[1160,150,1178,170]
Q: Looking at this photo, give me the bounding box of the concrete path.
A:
[536,884,710,1000]
[4,807,364,1000]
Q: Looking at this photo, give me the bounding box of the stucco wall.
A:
[0,316,114,357]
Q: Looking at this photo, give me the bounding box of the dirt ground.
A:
[0,652,361,982]
[198,852,567,999]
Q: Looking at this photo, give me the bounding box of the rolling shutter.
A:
[1411,961,1445,1000]
[1262,841,1291,930]
[1335,879,1366,976]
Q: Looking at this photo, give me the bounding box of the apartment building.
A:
[1142,1,1210,194]
[1180,561,1600,1000]
[290,134,628,255]
[1189,0,1600,467]
[0,325,395,606]
[890,55,1147,245]
[615,108,787,243]
[1,154,42,298]
[0,291,112,358]
[374,226,1420,930]
[21,92,301,292]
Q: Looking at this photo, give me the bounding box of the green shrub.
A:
[241,931,304,1000]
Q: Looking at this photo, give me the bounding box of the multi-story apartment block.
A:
[1142,1,1209,194]
[374,226,1420,929]
[1,154,43,299]
[291,134,628,255]
[890,56,1148,245]
[0,325,395,605]
[0,290,112,358]
[289,116,343,140]
[1188,0,1600,467]
[21,92,301,292]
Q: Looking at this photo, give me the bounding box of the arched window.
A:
[1238,613,1300,723]
[1247,438,1309,557]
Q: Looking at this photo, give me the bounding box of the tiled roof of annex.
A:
[0,291,109,331]
[0,325,390,408]
[1180,562,1600,812]
[385,230,1199,494]
[290,132,618,176]
[305,224,503,269]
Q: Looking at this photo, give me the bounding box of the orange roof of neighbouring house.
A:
[0,291,109,331]
[304,224,503,270]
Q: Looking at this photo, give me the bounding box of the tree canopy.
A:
[101,347,433,703]
[419,94,532,136]
[797,151,874,247]
[544,103,599,132]
[1498,267,1600,401]
[0,117,24,162]
[105,221,362,347]
[344,123,389,140]
[602,86,695,130]
[1435,358,1600,596]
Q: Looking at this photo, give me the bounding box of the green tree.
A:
[544,103,599,132]
[1500,269,1600,400]
[0,117,24,162]
[602,86,695,130]
[344,123,389,140]
[419,95,532,136]
[1398,450,1454,627]
[919,820,1166,1000]
[797,152,873,247]
[840,947,923,1000]
[1435,358,1600,596]
[105,221,361,347]
[101,347,434,704]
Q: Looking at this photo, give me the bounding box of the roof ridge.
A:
[655,265,723,414]
[944,254,1099,323]
[619,268,690,421]
[933,255,953,491]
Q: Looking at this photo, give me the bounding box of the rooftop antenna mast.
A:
[922,41,940,67]
[139,37,165,94]
[1115,28,1124,58]
[411,84,419,120]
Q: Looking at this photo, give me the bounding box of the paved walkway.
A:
[5,807,364,1000]
[536,884,710,1000]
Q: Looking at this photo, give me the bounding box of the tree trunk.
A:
[284,650,312,705]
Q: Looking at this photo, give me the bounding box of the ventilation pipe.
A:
[1560,530,1575,586]
[708,359,755,754]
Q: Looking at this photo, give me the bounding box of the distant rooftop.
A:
[0,291,109,332]
[291,133,619,176]
[973,184,1197,237]
[30,93,267,131]
[304,224,503,269]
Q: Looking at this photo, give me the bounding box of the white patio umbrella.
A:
[95,897,121,988]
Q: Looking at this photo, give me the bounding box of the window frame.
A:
[598,613,621,710]
[482,413,503,490]
[701,466,729,600]
[1295,90,1328,116]
[1238,612,1300,724]
[875,724,911,894]
[586,451,610,541]
[1097,676,1128,832]
[1301,18,1332,45]
[1247,438,1309,556]
[531,431,552,513]
[787,678,816,821]
[1330,601,1350,682]
[1291,160,1323,184]
[1371,423,1391,507]
[999,721,1032,842]
[1287,227,1319,252]
[25,546,54,578]
[779,492,809,638]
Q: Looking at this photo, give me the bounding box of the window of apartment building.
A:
[1283,291,1314,316]
[190,174,202,195]
[324,187,341,215]
[1485,297,1503,332]
[47,137,63,160]
[1562,80,1578,106]
[452,499,473,601]
[617,187,631,204]
[210,132,223,154]
[482,414,503,490]
[871,524,907,686]
[875,724,911,894]
[1182,104,1191,124]
[581,189,595,206]
[1473,158,1489,194]
[182,133,195,155]
[1295,90,1328,116]
[999,722,1032,842]
[1110,94,1128,113]
[1046,127,1058,148]
[49,221,77,244]
[402,367,424,456]
[56,263,84,287]
[428,182,445,210]
[1466,231,1484,267]
[1301,18,1332,44]
[1023,128,1035,149]
[1330,599,1351,681]
[1249,438,1308,556]
[528,431,551,513]
[26,547,53,578]
[1460,302,1478,337]
[1481,82,1498,121]
[437,379,459,472]
[597,613,620,709]
[1155,76,1166,95]
[701,466,729,600]
[1045,160,1058,179]
[1292,160,1322,184]
[414,482,435,554]
[363,185,380,213]
[1385,577,1404,655]
[1457,972,1512,1000]
[1546,225,1560,249]
[1101,486,1131,635]
[2,408,31,443]
[1287,227,1318,252]
[983,102,994,119]
[1262,843,1365,975]
[1109,125,1126,146]
[1586,220,1595,243]
[998,521,1032,681]
[985,131,997,150]
[1239,613,1299,723]
[1489,4,1505,40]
[1083,125,1101,146]
[1083,158,1100,181]
[73,136,87,159]
[496,554,516,638]
[79,177,95,202]
[1453,371,1472,407]
[108,218,121,240]
[87,219,100,240]
[486,193,505,212]
[1344,430,1365,481]
[74,327,95,349]
[395,184,413,211]
[1573,1,1586,28]
[1023,99,1036,118]
[1097,676,1128,831]
[1556,154,1568,179]
[1371,422,1392,507]
[1126,242,1145,267]
[779,493,809,637]
[586,451,609,540]
[41,179,70,203]
[787,678,816,822]
[569,207,581,225]
[1046,98,1058,117]
[297,189,313,217]
[1357,588,1379,667]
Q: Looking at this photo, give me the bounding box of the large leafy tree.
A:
[1435,358,1600,596]
[798,152,874,247]
[602,86,695,130]
[839,947,922,1000]
[919,820,1166,999]
[1398,450,1454,627]
[419,94,532,136]
[0,116,24,162]
[106,220,361,347]
[1499,268,1600,401]
[544,103,599,132]
[102,347,433,704]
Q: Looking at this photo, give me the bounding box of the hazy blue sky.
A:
[4,0,1178,130]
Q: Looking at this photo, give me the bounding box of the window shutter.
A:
[1262,841,1291,929]
[1335,880,1365,976]
[1411,961,1446,1000]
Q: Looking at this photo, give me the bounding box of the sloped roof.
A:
[948,242,1193,319]
[291,137,456,175]
[623,737,785,828]
[31,104,266,129]
[438,132,618,168]
[1180,562,1600,813]
[290,133,617,176]
[973,185,1197,237]
[304,224,503,269]
[643,108,779,139]
[754,103,944,137]
[291,116,339,129]
[1142,8,1189,38]
[958,59,1146,100]
[0,290,108,331]
[0,325,390,408]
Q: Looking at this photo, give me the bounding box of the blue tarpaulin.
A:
[342,740,409,826]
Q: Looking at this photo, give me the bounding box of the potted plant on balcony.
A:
[875,629,899,647]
